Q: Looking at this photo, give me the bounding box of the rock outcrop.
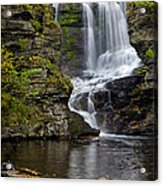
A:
[1,4,99,140]
[58,4,85,75]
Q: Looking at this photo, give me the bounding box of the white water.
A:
[68,2,141,131]
[53,3,59,22]
[119,2,126,17]
[83,3,97,70]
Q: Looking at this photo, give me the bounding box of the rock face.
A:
[58,4,85,75]
[99,75,156,135]
[1,4,99,140]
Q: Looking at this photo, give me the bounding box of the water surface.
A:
[1,136,157,180]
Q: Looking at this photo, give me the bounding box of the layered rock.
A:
[1,4,99,140]
[58,4,85,75]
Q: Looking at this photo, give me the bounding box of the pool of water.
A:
[1,135,157,180]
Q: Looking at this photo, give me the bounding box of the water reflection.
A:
[68,143,98,179]
[1,137,157,180]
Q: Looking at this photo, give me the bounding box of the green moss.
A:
[59,4,82,26]
[1,47,29,93]
[132,1,157,8]
[59,13,82,26]
[31,19,42,31]
[46,20,60,28]
[1,95,31,126]
[18,38,29,49]
[61,27,78,65]
[21,4,56,32]
[27,68,42,77]
[145,48,155,58]
[28,91,39,96]
[2,4,73,131]
[135,65,149,75]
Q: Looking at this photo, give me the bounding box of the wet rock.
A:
[91,72,156,135]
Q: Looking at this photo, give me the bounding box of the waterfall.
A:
[68,2,141,131]
[96,2,139,74]
[119,2,126,17]
[83,3,97,70]
[53,3,59,22]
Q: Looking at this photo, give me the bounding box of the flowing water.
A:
[68,2,141,132]
[53,3,59,22]
[1,137,157,180]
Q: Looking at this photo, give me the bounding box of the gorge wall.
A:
[1,4,99,140]
[58,3,84,76]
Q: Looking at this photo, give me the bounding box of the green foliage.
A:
[27,68,42,77]
[46,20,60,29]
[46,63,73,93]
[59,4,82,26]
[31,19,42,31]
[2,46,73,127]
[135,65,149,75]
[27,91,39,97]
[18,38,28,49]
[2,96,30,126]
[61,27,78,65]
[1,46,31,126]
[1,47,29,93]
[23,4,54,32]
[145,49,155,58]
[1,4,73,129]
[132,1,157,8]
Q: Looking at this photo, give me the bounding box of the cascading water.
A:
[53,3,59,22]
[68,2,141,132]
[83,3,97,70]
[119,2,126,17]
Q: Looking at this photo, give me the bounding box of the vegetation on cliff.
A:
[1,4,73,137]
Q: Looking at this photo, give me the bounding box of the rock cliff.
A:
[1,4,99,140]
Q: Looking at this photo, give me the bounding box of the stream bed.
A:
[1,135,157,180]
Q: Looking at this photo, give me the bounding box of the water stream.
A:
[53,3,59,22]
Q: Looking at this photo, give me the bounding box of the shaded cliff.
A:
[58,3,85,75]
[1,4,99,140]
